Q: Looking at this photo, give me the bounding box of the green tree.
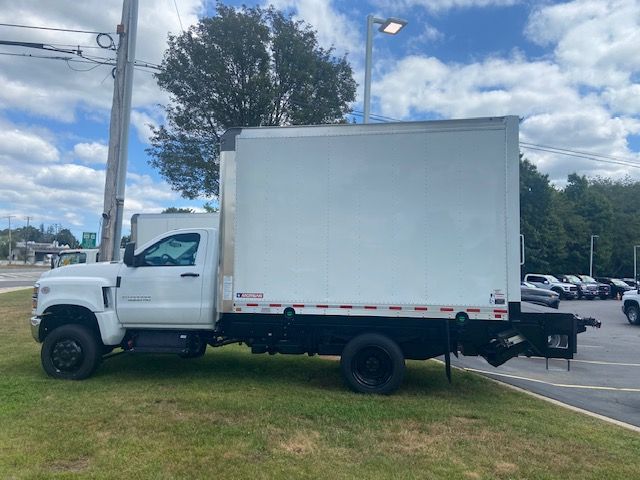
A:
[561,173,613,276]
[56,229,79,248]
[519,157,566,274]
[147,3,356,199]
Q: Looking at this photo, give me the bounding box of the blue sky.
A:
[1,0,639,242]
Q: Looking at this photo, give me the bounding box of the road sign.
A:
[82,232,97,249]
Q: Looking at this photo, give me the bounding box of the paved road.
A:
[453,299,640,427]
[0,267,46,290]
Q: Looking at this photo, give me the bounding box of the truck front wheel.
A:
[41,324,101,380]
[626,305,639,325]
[340,333,405,395]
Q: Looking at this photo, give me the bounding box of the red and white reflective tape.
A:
[232,302,509,320]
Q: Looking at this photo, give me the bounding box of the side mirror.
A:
[123,243,136,267]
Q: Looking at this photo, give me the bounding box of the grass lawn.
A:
[1,289,639,479]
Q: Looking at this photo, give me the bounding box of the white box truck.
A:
[30,117,598,393]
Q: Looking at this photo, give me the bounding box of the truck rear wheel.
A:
[340,333,405,395]
[41,324,101,380]
[626,305,639,325]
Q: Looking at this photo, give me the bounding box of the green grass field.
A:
[1,289,639,479]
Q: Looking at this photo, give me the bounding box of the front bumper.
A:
[30,316,42,342]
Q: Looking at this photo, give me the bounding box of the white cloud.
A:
[374,53,640,182]
[130,109,160,144]
[0,120,186,237]
[0,121,59,164]
[267,0,362,57]
[0,0,202,122]
[73,142,108,164]
[525,0,640,89]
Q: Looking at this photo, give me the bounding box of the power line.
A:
[520,141,640,166]
[172,0,185,32]
[520,144,640,170]
[0,22,113,35]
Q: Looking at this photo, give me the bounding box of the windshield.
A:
[565,275,581,283]
[57,252,87,267]
[580,275,596,283]
[547,275,560,283]
[611,279,628,287]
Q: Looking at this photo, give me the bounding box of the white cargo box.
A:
[219,117,520,321]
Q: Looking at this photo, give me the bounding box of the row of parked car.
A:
[521,273,639,309]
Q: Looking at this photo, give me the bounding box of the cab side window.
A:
[140,233,200,267]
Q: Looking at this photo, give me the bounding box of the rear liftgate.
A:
[475,307,601,368]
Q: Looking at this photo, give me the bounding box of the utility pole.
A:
[589,234,599,277]
[24,216,32,264]
[99,0,139,262]
[5,215,14,264]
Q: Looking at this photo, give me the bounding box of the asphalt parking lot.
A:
[0,267,46,291]
[453,298,640,427]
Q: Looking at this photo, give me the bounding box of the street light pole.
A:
[634,245,639,283]
[590,234,599,277]
[5,215,14,265]
[363,15,407,123]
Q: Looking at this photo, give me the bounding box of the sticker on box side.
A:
[236,292,264,299]
[223,276,233,301]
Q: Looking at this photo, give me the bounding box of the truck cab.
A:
[32,228,219,379]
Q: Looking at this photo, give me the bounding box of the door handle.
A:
[181,272,200,278]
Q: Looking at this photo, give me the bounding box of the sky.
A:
[1,0,640,240]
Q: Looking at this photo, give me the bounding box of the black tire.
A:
[599,295,608,300]
[340,333,405,395]
[41,324,101,380]
[551,288,564,300]
[626,305,640,325]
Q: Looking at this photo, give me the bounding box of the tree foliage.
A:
[148,3,357,199]
[520,159,639,278]
[162,207,195,214]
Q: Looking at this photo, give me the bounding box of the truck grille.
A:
[569,286,578,292]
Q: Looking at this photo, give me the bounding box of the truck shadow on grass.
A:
[95,348,483,397]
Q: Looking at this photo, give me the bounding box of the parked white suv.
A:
[523,274,579,300]
[622,289,639,325]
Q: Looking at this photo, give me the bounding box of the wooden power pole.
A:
[99,0,139,262]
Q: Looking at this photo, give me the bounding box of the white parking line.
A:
[464,367,640,393]
[530,357,640,367]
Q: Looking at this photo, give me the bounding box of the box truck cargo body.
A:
[30,117,598,394]
[221,117,520,319]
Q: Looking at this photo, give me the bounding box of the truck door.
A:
[116,231,207,327]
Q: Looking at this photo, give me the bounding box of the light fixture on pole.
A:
[589,234,599,277]
[363,15,408,124]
